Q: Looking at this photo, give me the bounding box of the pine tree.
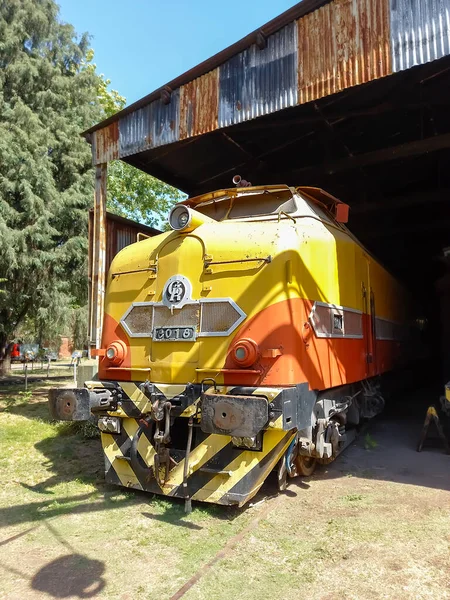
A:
[0,0,102,372]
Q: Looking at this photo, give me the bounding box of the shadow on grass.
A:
[1,396,104,494]
[0,491,142,531]
[23,431,104,494]
[142,510,203,530]
[0,518,107,599]
[31,554,106,599]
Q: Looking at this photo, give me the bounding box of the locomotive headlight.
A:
[169,205,192,230]
[231,338,260,367]
[105,340,127,366]
[169,205,215,232]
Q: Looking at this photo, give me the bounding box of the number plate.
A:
[153,327,196,342]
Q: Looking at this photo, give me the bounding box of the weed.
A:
[2,396,17,410]
[56,420,99,439]
[364,433,378,450]
[343,493,364,502]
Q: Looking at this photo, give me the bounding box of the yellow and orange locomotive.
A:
[50,184,417,508]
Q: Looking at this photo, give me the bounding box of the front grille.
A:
[200,302,243,333]
[121,299,246,338]
[153,304,200,328]
[122,305,153,336]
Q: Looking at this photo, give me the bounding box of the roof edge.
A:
[90,208,162,235]
[83,0,331,137]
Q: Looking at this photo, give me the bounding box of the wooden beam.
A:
[89,164,107,350]
[294,133,450,177]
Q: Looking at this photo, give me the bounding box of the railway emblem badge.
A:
[167,280,185,303]
[162,275,192,308]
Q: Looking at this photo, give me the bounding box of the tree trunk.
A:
[0,333,11,375]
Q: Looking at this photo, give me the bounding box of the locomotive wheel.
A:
[296,455,317,477]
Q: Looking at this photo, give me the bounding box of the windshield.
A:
[194,189,296,220]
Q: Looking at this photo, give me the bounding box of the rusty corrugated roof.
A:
[87,0,450,171]
[84,0,331,136]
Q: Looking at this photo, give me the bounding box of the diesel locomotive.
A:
[50,184,418,508]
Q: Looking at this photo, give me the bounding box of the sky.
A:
[57,0,300,106]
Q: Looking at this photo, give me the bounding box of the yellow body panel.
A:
[104,216,408,384]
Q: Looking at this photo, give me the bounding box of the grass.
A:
[0,386,253,599]
[0,387,449,600]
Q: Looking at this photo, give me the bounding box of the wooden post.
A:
[89,163,107,351]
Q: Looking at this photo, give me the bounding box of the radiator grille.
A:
[201,302,243,333]
[344,311,363,337]
[121,298,246,338]
[309,302,363,339]
[310,304,331,336]
[122,305,153,335]
[153,304,200,328]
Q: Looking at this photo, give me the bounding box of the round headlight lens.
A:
[106,347,116,360]
[231,338,259,367]
[235,347,247,361]
[105,340,127,366]
[169,205,191,230]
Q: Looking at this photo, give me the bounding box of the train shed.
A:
[86,0,450,374]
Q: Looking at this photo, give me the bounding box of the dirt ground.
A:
[0,386,449,600]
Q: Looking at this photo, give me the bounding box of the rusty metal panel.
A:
[218,22,298,128]
[298,0,392,104]
[119,90,180,158]
[104,215,160,275]
[116,227,134,252]
[180,70,219,139]
[93,122,119,165]
[90,165,107,348]
[391,0,450,73]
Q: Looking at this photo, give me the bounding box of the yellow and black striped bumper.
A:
[102,421,294,506]
[89,380,299,506]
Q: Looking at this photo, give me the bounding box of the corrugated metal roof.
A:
[180,71,218,139]
[92,122,119,164]
[218,22,298,128]
[118,90,180,159]
[84,0,330,137]
[298,0,391,104]
[391,0,450,72]
[88,0,450,168]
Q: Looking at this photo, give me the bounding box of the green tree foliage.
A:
[0,0,102,370]
[0,1,183,371]
[91,55,183,227]
[106,161,183,226]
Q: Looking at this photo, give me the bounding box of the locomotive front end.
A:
[50,186,312,507]
[50,183,400,507]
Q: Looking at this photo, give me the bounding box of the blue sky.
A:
[57,0,299,106]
